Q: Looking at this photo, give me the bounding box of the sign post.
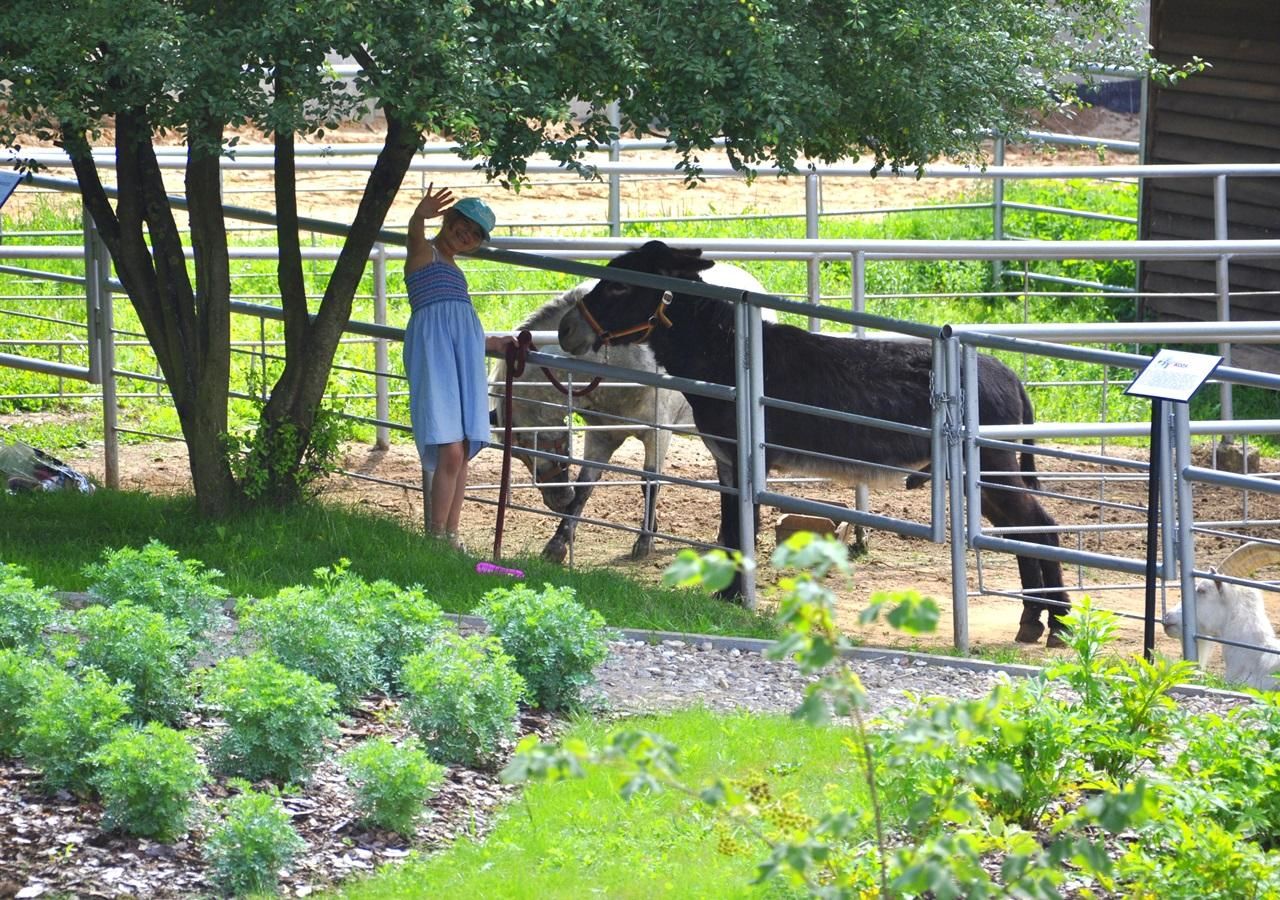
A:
[1124,349,1222,661]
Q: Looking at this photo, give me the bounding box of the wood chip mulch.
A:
[0,699,560,899]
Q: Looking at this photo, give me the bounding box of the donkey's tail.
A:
[1019,384,1040,491]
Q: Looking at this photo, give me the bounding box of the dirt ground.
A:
[61,428,1280,672]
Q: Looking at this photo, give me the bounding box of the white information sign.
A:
[1125,348,1222,403]
[0,172,20,211]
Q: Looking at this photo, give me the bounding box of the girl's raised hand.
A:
[417,182,455,219]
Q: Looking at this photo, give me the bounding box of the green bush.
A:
[89,722,206,840]
[19,666,131,795]
[238,574,382,709]
[349,575,446,692]
[83,539,228,636]
[203,783,306,897]
[0,648,57,756]
[0,561,64,650]
[474,583,611,711]
[200,652,339,784]
[341,736,445,837]
[75,601,195,725]
[400,632,526,767]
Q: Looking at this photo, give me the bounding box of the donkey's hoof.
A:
[627,538,655,561]
[1015,621,1046,644]
[540,541,568,565]
[1045,631,1069,650]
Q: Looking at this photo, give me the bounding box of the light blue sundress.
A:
[403,260,490,471]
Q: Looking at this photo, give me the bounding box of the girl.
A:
[403,184,514,546]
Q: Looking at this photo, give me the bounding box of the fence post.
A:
[945,335,969,653]
[1173,402,1198,662]
[84,212,120,489]
[992,136,1006,286]
[608,102,622,237]
[373,242,390,450]
[805,173,821,330]
[1213,175,1233,429]
[733,296,759,609]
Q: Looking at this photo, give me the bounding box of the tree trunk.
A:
[257,111,422,497]
[66,111,242,518]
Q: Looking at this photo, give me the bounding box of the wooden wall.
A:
[1140,0,1280,373]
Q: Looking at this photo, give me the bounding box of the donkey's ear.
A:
[652,243,715,279]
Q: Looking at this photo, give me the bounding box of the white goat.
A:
[1162,542,1280,691]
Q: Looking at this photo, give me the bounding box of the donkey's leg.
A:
[630,426,667,560]
[979,451,1069,647]
[711,457,761,603]
[541,430,626,564]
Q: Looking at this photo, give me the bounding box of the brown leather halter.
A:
[577,289,675,349]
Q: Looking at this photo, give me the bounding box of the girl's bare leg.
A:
[430,441,466,538]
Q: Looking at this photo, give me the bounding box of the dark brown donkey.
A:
[557,240,1069,646]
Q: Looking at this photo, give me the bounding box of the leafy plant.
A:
[1153,694,1280,850]
[341,736,445,837]
[74,600,195,725]
[473,583,612,711]
[1117,814,1280,900]
[400,631,526,767]
[203,782,306,897]
[238,569,383,709]
[0,561,64,650]
[309,560,446,693]
[0,648,57,756]
[83,539,228,636]
[223,393,348,504]
[19,666,131,795]
[1049,597,1194,783]
[89,722,207,840]
[199,653,339,784]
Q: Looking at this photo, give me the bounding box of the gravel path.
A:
[591,628,1252,720]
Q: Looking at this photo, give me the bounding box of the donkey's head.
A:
[489,406,574,511]
[558,241,714,355]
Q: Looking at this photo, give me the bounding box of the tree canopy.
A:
[1,0,1184,516]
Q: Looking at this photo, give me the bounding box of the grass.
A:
[0,487,778,639]
[337,707,865,900]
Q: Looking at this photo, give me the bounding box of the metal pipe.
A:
[734,297,758,608]
[372,243,389,450]
[946,337,969,653]
[1214,175,1233,426]
[1174,404,1199,662]
[805,173,821,328]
